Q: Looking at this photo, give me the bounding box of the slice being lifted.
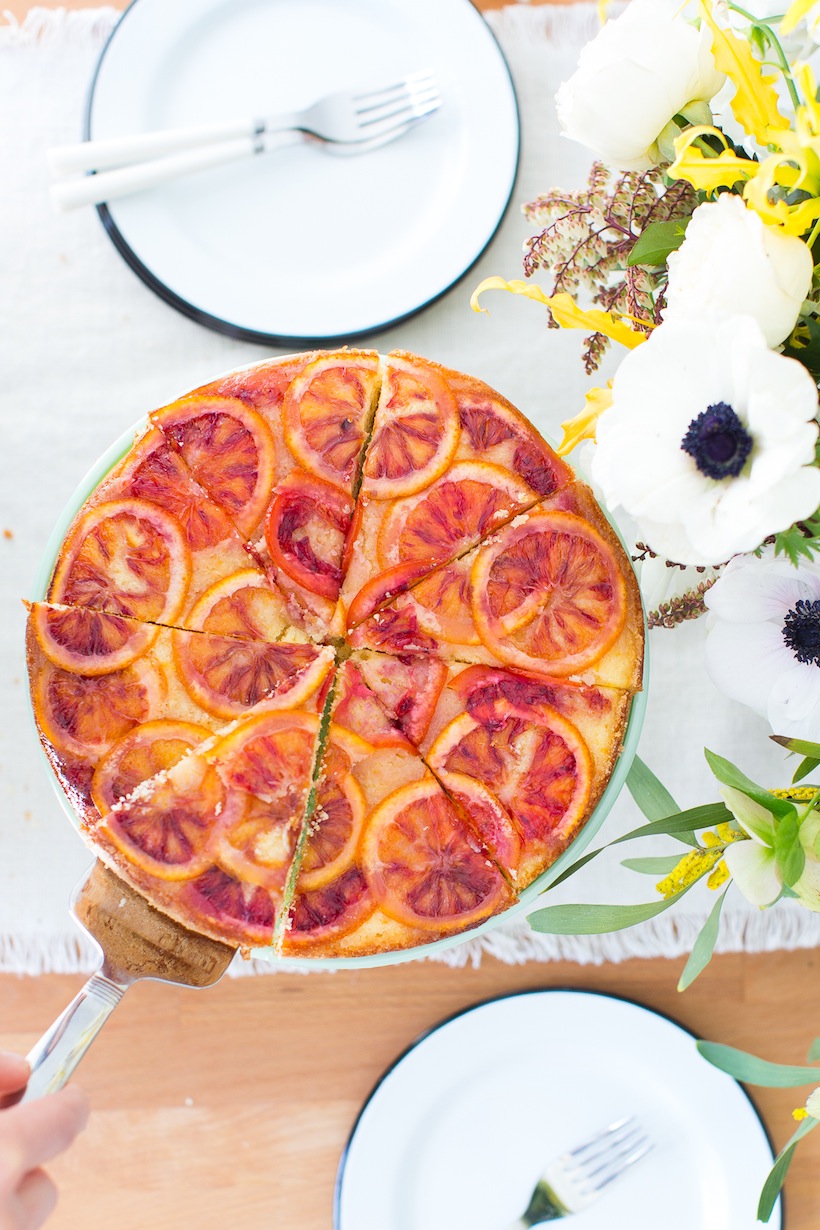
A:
[280,659,512,958]
[351,483,643,691]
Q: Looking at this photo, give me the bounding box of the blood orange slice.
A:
[353,653,448,746]
[439,771,521,874]
[32,657,165,760]
[264,469,353,602]
[282,352,380,492]
[330,660,411,748]
[123,429,237,551]
[184,569,293,640]
[427,699,592,868]
[298,770,367,891]
[362,355,460,500]
[359,778,508,932]
[411,561,481,645]
[91,719,211,816]
[173,631,329,718]
[284,866,374,949]
[102,753,225,881]
[152,396,276,539]
[183,867,278,946]
[214,709,319,808]
[29,604,159,676]
[376,462,537,570]
[49,498,191,626]
[471,511,628,677]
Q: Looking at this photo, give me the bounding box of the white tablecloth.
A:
[2,3,818,974]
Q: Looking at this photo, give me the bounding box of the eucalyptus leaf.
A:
[774,812,806,887]
[704,749,796,820]
[626,218,689,267]
[758,1119,818,1222]
[528,898,681,935]
[677,888,728,992]
[626,755,679,821]
[793,756,820,784]
[696,1041,820,1086]
[621,856,683,875]
[809,1038,820,1063]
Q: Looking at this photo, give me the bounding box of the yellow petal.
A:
[470,280,649,349]
[597,0,610,24]
[669,127,759,193]
[699,0,791,142]
[557,382,613,457]
[781,0,818,35]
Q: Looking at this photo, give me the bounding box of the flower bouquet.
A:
[472,0,820,1216]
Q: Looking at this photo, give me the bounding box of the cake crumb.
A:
[184,1097,194,1107]
[3,529,12,540]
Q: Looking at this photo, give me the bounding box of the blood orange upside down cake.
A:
[27,350,643,958]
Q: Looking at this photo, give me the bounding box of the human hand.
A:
[0,1053,88,1230]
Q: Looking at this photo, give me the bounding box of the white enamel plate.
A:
[335,990,781,1230]
[86,0,519,344]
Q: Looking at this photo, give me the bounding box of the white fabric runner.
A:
[2,3,818,974]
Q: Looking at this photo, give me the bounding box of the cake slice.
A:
[151,350,382,637]
[349,483,644,692]
[278,658,513,958]
[27,601,334,830]
[337,351,573,629]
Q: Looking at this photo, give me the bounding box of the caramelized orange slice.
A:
[125,432,237,550]
[152,396,276,539]
[411,561,481,645]
[471,511,627,677]
[103,755,226,881]
[183,867,278,946]
[298,770,367,891]
[331,660,411,748]
[33,657,164,759]
[30,605,159,676]
[264,469,353,601]
[184,569,292,639]
[282,352,380,492]
[91,719,211,815]
[353,653,447,746]
[377,462,537,570]
[363,355,460,500]
[173,631,328,718]
[359,779,507,932]
[49,498,191,625]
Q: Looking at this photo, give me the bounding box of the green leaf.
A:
[626,755,680,821]
[528,897,681,935]
[772,734,820,760]
[705,749,796,820]
[696,1041,820,1086]
[626,218,689,267]
[677,888,728,992]
[621,856,683,875]
[808,1038,820,1062]
[782,315,820,381]
[758,1119,818,1222]
[793,757,820,784]
[774,811,806,887]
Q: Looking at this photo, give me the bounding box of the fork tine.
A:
[352,70,436,103]
[586,1141,655,1194]
[566,1116,636,1158]
[357,95,441,131]
[571,1123,644,1168]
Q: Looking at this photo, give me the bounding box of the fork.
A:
[506,1117,652,1226]
[48,71,440,211]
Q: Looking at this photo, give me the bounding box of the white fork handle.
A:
[20,972,128,1101]
[49,132,300,211]
[48,113,300,175]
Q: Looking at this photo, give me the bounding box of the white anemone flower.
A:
[806,1088,820,1118]
[591,316,820,565]
[705,548,820,739]
[719,785,782,906]
[664,196,813,348]
[555,0,725,171]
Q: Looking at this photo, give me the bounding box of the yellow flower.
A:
[707,860,730,889]
[782,0,818,35]
[793,1106,810,1120]
[770,786,820,801]
[557,383,613,456]
[470,279,649,349]
[699,0,790,143]
[656,848,723,899]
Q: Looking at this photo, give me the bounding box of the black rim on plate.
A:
[83,0,521,348]
[332,986,784,1229]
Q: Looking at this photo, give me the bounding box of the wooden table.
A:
[3,0,820,1225]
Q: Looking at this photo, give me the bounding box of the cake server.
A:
[20,861,236,1102]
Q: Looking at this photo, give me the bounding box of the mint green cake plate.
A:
[30,419,648,971]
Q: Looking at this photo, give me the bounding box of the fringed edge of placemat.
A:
[0,5,119,43]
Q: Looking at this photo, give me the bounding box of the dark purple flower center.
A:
[681,402,753,480]
[783,599,820,666]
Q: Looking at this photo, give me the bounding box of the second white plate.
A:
[335,990,781,1230]
[86,0,520,344]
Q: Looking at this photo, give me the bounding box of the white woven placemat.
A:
[1,3,816,974]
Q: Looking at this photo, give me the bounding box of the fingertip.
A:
[0,1051,30,1093]
[59,1084,90,1132]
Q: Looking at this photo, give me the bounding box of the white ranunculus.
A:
[664,196,813,348]
[719,786,781,906]
[555,0,725,171]
[704,548,820,739]
[590,316,820,565]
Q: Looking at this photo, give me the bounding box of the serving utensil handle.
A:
[21,972,128,1101]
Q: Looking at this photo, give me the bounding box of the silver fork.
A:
[48,71,440,210]
[506,1118,652,1226]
